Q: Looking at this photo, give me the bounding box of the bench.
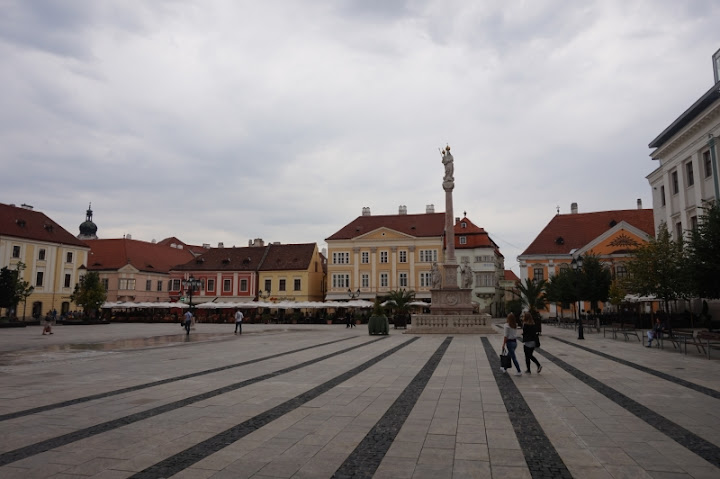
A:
[557,317,575,329]
[697,332,720,359]
[604,323,640,342]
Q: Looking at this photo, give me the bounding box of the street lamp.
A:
[182,275,202,313]
[347,288,361,300]
[571,255,584,340]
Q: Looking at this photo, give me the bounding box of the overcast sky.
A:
[1,0,718,273]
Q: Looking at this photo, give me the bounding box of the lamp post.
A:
[182,275,202,313]
[347,288,360,300]
[571,256,584,340]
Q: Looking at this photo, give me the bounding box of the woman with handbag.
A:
[502,313,522,376]
[522,312,542,374]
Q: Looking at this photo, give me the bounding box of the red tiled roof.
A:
[0,203,88,248]
[454,216,498,249]
[157,237,206,256]
[86,238,195,273]
[504,270,520,282]
[259,243,317,271]
[521,209,655,256]
[172,246,268,272]
[326,213,445,240]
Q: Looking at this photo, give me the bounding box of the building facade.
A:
[647,47,720,240]
[325,206,445,301]
[518,202,654,318]
[0,202,90,318]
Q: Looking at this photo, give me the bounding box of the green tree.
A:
[516,278,547,316]
[608,277,626,312]
[384,288,416,328]
[545,268,576,317]
[686,202,720,299]
[626,223,686,313]
[0,262,33,318]
[578,255,612,314]
[70,272,107,318]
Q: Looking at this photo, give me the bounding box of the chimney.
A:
[455,217,460,223]
[571,202,578,214]
[218,242,224,248]
[249,238,264,247]
[399,205,407,215]
[426,204,435,213]
[362,207,371,216]
[126,233,132,240]
[637,198,642,209]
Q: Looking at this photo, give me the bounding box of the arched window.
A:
[32,301,43,319]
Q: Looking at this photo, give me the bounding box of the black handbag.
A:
[500,348,511,369]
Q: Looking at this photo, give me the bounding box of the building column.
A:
[390,246,397,288]
[370,247,377,292]
[352,247,360,290]
[408,246,416,289]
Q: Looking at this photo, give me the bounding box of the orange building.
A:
[518,202,655,318]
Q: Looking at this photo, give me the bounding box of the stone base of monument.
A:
[408,313,497,334]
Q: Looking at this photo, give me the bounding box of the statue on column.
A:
[431,262,442,289]
[441,145,454,187]
[461,266,473,288]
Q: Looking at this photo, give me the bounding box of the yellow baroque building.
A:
[325,207,445,301]
[0,202,90,319]
[518,202,655,318]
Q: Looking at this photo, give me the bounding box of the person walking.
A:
[183,310,193,336]
[234,309,244,334]
[502,313,522,376]
[522,312,542,374]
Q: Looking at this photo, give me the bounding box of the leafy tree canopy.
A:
[686,202,720,299]
[517,278,547,313]
[578,254,612,313]
[70,272,107,316]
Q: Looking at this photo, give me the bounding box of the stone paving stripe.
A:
[549,335,720,400]
[331,336,453,479]
[0,336,356,423]
[481,337,573,479]
[537,348,720,469]
[0,336,390,467]
[129,337,420,479]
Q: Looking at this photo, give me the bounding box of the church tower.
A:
[78,203,98,240]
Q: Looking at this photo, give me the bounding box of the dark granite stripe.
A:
[550,335,720,400]
[481,337,573,479]
[332,337,452,479]
[0,336,355,422]
[0,337,389,467]
[129,337,420,479]
[537,348,720,469]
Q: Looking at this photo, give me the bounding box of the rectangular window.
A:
[615,265,628,279]
[119,278,136,290]
[64,274,72,288]
[533,268,544,281]
[204,279,214,292]
[102,278,109,290]
[477,272,495,287]
[676,222,683,241]
[420,272,431,287]
[332,274,350,288]
[660,185,666,206]
[279,279,286,291]
[419,249,438,262]
[671,171,679,194]
[399,272,408,287]
[459,236,467,244]
[38,249,46,261]
[704,150,712,178]
[223,279,232,292]
[66,252,73,263]
[157,280,163,292]
[361,274,369,288]
[264,279,271,292]
[380,251,388,263]
[686,161,694,186]
[691,215,698,231]
[240,279,248,291]
[12,245,20,258]
[294,278,301,291]
[361,251,369,264]
[146,280,152,291]
[380,273,388,287]
[332,252,349,264]
[399,250,407,263]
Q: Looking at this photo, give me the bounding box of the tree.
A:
[626,222,686,313]
[516,278,547,316]
[578,255,611,315]
[608,277,626,312]
[384,289,416,328]
[545,268,576,317]
[685,202,720,299]
[0,262,33,318]
[70,272,107,318]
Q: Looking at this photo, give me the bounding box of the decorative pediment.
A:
[359,228,414,240]
[608,234,639,247]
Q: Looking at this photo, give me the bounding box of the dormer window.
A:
[16,219,26,227]
[459,236,467,244]
[461,222,467,228]
[222,258,231,264]
[555,237,564,245]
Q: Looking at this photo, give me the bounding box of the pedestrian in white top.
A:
[234,310,244,334]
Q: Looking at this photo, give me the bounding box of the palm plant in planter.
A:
[385,289,415,329]
[368,297,389,335]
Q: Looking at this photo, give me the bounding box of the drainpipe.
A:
[710,134,720,200]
